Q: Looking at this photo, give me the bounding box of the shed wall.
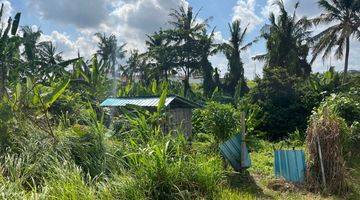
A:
[167,108,192,137]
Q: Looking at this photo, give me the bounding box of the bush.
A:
[306,106,349,194]
[324,94,360,126]
[349,122,360,154]
[193,102,240,142]
[248,67,307,140]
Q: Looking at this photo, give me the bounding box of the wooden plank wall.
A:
[167,108,192,137]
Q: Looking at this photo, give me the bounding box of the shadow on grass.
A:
[226,170,274,199]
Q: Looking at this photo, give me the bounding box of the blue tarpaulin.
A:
[274,150,306,183]
[219,134,251,171]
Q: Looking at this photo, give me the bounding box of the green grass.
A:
[1,118,359,199]
[217,140,360,200]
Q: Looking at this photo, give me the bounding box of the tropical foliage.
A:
[0,1,360,199]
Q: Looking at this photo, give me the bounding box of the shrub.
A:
[349,121,360,154]
[193,102,240,142]
[248,67,307,140]
[324,94,360,126]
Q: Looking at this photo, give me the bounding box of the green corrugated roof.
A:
[100,95,200,108]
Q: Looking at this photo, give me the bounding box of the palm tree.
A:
[95,33,126,78]
[254,0,312,77]
[199,29,217,97]
[221,20,255,96]
[168,5,211,97]
[311,0,360,79]
[123,50,148,84]
[37,41,64,81]
[145,30,174,81]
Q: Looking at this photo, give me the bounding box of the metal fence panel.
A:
[219,134,251,171]
[274,150,306,183]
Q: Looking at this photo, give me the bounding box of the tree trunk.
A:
[183,77,190,97]
[343,36,350,82]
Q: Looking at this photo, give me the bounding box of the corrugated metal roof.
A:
[100,95,199,108]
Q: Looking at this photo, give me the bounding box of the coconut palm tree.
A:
[168,5,211,97]
[311,0,360,79]
[199,29,217,97]
[221,20,255,96]
[145,30,174,81]
[254,0,312,77]
[95,33,126,78]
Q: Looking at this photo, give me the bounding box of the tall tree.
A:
[221,20,254,96]
[199,29,217,98]
[95,33,126,79]
[145,30,174,81]
[255,0,312,77]
[0,3,21,97]
[123,50,149,85]
[168,5,210,97]
[311,0,360,79]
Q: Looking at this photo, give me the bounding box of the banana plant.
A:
[4,77,70,138]
[0,3,21,97]
[72,55,111,100]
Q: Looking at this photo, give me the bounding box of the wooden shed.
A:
[100,95,201,137]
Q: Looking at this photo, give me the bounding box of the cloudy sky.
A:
[4,0,360,79]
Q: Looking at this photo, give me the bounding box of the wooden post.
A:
[241,112,247,168]
[317,136,326,190]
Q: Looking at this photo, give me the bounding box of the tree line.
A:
[1,0,359,101]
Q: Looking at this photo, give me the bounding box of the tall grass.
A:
[0,103,226,199]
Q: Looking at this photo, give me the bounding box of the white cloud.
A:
[232,0,262,32]
[213,31,226,44]
[209,54,227,76]
[243,48,264,79]
[107,0,188,51]
[261,0,320,19]
[40,31,98,59]
[29,0,189,54]
[29,0,109,28]
[261,0,280,18]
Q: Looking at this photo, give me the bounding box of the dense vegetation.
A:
[0,0,359,199]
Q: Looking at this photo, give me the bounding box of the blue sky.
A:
[4,0,359,79]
